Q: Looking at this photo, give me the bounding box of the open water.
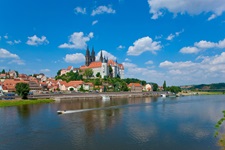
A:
[1,95,225,150]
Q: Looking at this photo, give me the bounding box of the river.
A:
[0,95,225,150]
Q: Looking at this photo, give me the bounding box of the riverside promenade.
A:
[27,91,166,101]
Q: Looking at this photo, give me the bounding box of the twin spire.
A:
[85,47,108,66]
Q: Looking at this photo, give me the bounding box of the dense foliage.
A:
[122,78,146,85]
[166,86,181,94]
[55,71,83,82]
[15,82,30,99]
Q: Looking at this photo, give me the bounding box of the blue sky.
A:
[1,0,225,86]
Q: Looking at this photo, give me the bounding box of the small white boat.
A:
[102,95,110,101]
[161,94,166,98]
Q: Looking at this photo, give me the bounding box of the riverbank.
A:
[180,91,225,96]
[0,99,54,107]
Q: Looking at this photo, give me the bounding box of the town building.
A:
[80,47,124,79]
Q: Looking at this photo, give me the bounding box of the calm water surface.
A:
[1,95,225,150]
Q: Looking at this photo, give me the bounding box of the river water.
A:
[1,95,225,150]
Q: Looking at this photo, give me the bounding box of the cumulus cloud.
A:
[0,48,19,59]
[4,35,8,39]
[159,52,225,84]
[127,36,162,56]
[91,5,116,16]
[0,48,24,65]
[26,35,49,46]
[74,7,86,14]
[123,62,164,82]
[180,38,225,54]
[92,20,98,25]
[180,47,200,54]
[96,50,117,60]
[148,0,225,20]
[64,53,85,64]
[59,32,94,49]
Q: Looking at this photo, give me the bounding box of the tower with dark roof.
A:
[100,50,103,62]
[91,47,95,62]
[85,47,91,66]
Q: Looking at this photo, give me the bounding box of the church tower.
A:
[85,47,90,66]
[100,50,103,62]
[91,47,95,62]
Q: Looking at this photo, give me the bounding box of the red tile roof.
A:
[128,83,142,87]
[89,61,102,68]
[108,59,116,66]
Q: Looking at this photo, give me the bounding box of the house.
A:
[2,79,28,92]
[29,81,42,93]
[0,74,6,79]
[128,83,143,92]
[60,66,79,76]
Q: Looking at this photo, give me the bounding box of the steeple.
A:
[85,47,91,66]
[91,46,95,62]
[100,50,103,62]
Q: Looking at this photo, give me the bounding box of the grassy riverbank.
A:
[0,99,54,107]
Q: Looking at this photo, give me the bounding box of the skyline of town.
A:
[1,0,225,85]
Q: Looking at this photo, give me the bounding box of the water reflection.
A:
[0,95,225,150]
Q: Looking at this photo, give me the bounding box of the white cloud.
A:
[166,34,175,41]
[194,40,217,49]
[208,14,217,21]
[127,36,162,56]
[40,69,50,72]
[0,48,24,65]
[26,35,49,46]
[166,29,184,41]
[74,7,86,14]
[155,35,163,40]
[91,5,116,16]
[159,52,225,84]
[59,32,93,49]
[0,48,19,59]
[148,0,225,20]
[145,60,154,65]
[64,53,85,64]
[180,38,225,54]
[7,40,21,45]
[125,58,131,62]
[96,50,117,60]
[122,62,164,83]
[92,20,98,25]
[180,47,200,54]
[117,45,125,49]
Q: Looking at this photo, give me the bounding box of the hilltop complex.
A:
[61,47,125,79]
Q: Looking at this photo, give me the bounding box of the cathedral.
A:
[81,47,124,79]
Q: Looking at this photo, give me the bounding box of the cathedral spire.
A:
[100,50,103,62]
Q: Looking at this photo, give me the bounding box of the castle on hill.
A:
[61,47,124,79]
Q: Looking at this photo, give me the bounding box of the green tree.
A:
[57,69,61,76]
[15,82,30,99]
[163,80,167,91]
[84,69,93,79]
[15,71,19,77]
[79,85,84,92]
[153,83,158,91]
[109,65,113,78]
[167,86,181,94]
[96,72,101,78]
[2,69,5,74]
